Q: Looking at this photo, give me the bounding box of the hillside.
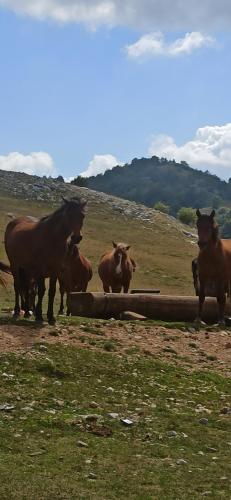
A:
[0,171,230,500]
[0,168,197,311]
[71,156,231,215]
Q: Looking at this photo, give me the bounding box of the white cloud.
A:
[0,1,231,30]
[0,0,116,28]
[148,123,231,180]
[80,154,122,177]
[125,32,215,59]
[0,151,56,176]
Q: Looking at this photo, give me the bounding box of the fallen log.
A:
[130,289,160,294]
[67,292,231,323]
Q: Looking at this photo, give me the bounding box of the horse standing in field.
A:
[4,197,86,324]
[98,241,136,293]
[196,209,231,324]
[58,235,92,315]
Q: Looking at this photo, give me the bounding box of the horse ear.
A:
[126,245,131,251]
[210,209,215,218]
[196,209,201,218]
[112,241,117,248]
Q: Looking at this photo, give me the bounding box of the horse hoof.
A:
[218,320,226,327]
[48,318,56,326]
[194,318,206,327]
[35,317,44,324]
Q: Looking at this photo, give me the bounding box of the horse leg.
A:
[35,277,46,322]
[13,273,21,318]
[23,286,31,318]
[47,276,57,325]
[58,280,65,315]
[81,282,87,292]
[123,281,130,293]
[195,282,205,324]
[23,272,31,319]
[103,282,110,293]
[217,286,226,325]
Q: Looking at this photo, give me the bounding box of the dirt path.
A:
[0,319,230,376]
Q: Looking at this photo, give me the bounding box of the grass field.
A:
[0,191,230,499]
[0,339,230,499]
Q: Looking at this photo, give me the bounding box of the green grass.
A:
[0,344,230,499]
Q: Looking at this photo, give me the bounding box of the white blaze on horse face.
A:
[115,253,122,274]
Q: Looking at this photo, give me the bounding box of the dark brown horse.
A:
[196,209,231,324]
[98,241,136,293]
[58,236,92,315]
[4,197,86,324]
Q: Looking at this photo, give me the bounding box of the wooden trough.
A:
[67,292,231,323]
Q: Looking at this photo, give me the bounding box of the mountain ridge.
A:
[71,156,231,214]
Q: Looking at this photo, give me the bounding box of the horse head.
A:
[196,209,218,250]
[112,242,130,271]
[62,197,87,240]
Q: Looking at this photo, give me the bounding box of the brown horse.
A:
[98,241,136,293]
[196,209,231,324]
[4,197,86,324]
[58,236,92,315]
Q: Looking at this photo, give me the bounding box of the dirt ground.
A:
[0,319,230,376]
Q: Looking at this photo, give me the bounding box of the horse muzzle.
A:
[71,233,83,244]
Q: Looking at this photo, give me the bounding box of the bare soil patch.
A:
[0,319,230,376]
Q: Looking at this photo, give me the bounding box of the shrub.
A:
[154,202,169,214]
[177,207,196,226]
[71,176,88,187]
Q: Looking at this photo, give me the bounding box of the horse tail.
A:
[0,261,11,288]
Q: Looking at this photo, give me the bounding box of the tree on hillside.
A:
[71,155,231,214]
[221,218,231,238]
[177,207,196,226]
[153,202,169,214]
[71,176,88,187]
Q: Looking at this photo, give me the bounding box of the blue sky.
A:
[0,1,231,180]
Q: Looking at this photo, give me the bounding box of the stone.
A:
[39,345,48,352]
[0,404,15,411]
[167,430,177,437]
[89,401,99,409]
[220,406,231,415]
[77,441,88,448]
[119,311,147,321]
[108,413,119,419]
[199,418,209,425]
[88,473,97,480]
[120,418,134,426]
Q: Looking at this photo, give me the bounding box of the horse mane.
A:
[38,197,86,225]
[211,220,219,242]
[38,205,66,225]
